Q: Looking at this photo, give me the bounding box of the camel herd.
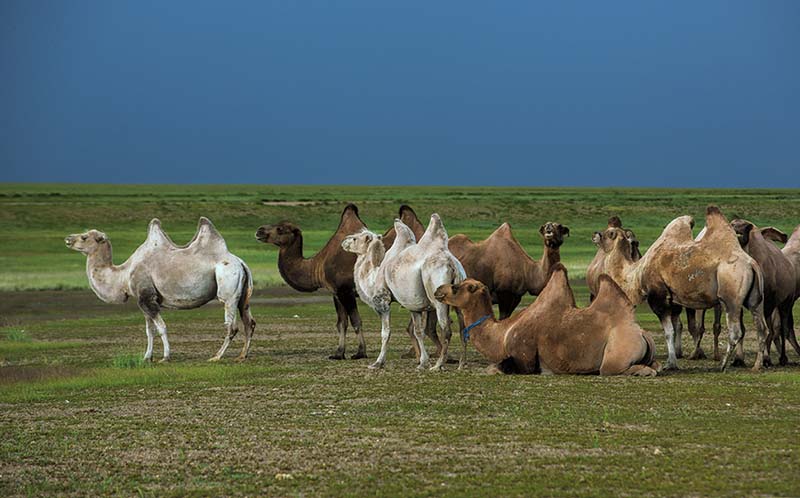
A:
[65,204,800,376]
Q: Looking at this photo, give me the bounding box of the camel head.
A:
[539,222,569,248]
[730,218,756,249]
[602,217,640,259]
[593,227,634,259]
[342,229,383,255]
[434,279,491,310]
[255,222,300,247]
[65,230,108,254]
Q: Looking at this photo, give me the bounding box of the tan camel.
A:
[587,216,642,302]
[434,265,659,376]
[65,218,255,362]
[448,221,569,319]
[255,204,367,360]
[595,207,768,371]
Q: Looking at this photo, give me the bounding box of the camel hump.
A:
[761,227,788,244]
[535,263,575,309]
[493,222,513,237]
[146,218,173,247]
[339,203,365,231]
[342,203,360,218]
[398,204,418,221]
[608,216,622,228]
[593,274,635,318]
[420,213,448,245]
[393,219,417,244]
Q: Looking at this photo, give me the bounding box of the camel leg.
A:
[143,316,155,362]
[686,308,707,360]
[732,309,746,367]
[720,304,744,371]
[411,312,429,370]
[137,287,170,362]
[599,336,656,376]
[329,296,347,360]
[671,305,684,359]
[778,303,792,366]
[401,319,421,360]
[750,304,769,372]
[712,305,722,361]
[657,313,679,370]
[369,311,392,369]
[455,309,467,370]
[497,292,521,320]
[210,266,244,361]
[787,312,800,358]
[342,290,367,360]
[430,303,453,371]
[236,299,256,362]
[425,310,444,355]
[209,302,239,361]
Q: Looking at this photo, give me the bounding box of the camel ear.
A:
[560,225,570,237]
[94,233,106,243]
[624,229,634,240]
[538,224,546,236]
[761,227,788,244]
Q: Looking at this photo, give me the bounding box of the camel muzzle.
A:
[254,229,270,243]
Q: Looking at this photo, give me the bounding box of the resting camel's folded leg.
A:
[599,335,656,376]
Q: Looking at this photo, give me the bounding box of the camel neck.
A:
[460,300,507,363]
[606,249,643,304]
[523,243,560,295]
[277,234,321,292]
[85,244,129,304]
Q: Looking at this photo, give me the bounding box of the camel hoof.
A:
[158,357,170,363]
[144,356,153,363]
[688,349,706,360]
[731,358,746,368]
[350,351,367,360]
[416,363,428,371]
[328,353,345,360]
[662,363,680,372]
[633,367,658,377]
[458,363,467,371]
[235,355,247,363]
[779,356,789,367]
[208,356,221,362]
[429,364,445,372]
[750,365,764,373]
[368,362,384,370]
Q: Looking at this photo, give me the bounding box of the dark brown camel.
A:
[586,216,641,302]
[382,205,444,359]
[448,221,569,319]
[434,265,659,376]
[255,204,367,360]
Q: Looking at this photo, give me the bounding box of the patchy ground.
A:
[2,286,799,497]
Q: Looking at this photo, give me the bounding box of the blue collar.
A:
[462,314,491,341]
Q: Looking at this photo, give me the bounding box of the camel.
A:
[65,217,255,362]
[448,221,569,319]
[587,216,641,302]
[595,206,768,371]
[381,205,443,358]
[377,215,467,370]
[255,204,367,360]
[434,265,659,376]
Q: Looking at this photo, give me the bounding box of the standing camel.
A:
[587,216,641,302]
[379,215,467,370]
[65,217,255,362]
[434,265,660,376]
[448,221,569,319]
[595,207,768,371]
[255,204,367,360]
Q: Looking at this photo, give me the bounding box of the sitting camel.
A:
[595,206,768,371]
[434,265,659,376]
[65,217,255,362]
[448,221,569,319]
[255,204,367,360]
[378,215,467,370]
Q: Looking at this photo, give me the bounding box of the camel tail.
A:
[238,260,254,314]
[450,256,467,285]
[745,261,765,311]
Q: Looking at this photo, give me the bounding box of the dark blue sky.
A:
[2,1,798,186]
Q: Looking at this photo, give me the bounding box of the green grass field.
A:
[2,184,800,496]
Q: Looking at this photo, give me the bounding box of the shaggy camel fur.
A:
[434,266,659,376]
[596,207,768,371]
[381,215,467,370]
[587,216,641,302]
[255,204,367,360]
[381,205,443,357]
[66,218,255,362]
[448,221,569,319]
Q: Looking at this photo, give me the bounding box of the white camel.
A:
[343,214,466,370]
[65,217,255,362]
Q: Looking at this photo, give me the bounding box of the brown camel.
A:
[255,204,367,360]
[596,206,768,371]
[587,216,641,302]
[434,265,659,376]
[448,221,569,319]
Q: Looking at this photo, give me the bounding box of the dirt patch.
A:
[0,364,83,385]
